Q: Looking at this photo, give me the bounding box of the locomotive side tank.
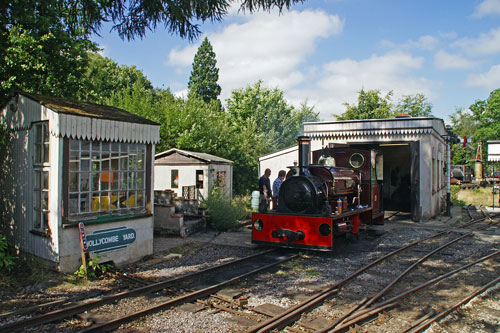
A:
[252,136,383,250]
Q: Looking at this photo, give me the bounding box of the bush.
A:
[201,187,245,231]
[0,234,15,272]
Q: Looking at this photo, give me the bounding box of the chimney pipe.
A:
[297,136,311,174]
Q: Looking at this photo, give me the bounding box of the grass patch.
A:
[305,267,322,277]
[456,186,498,207]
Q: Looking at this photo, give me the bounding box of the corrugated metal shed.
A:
[2,92,160,144]
[155,148,233,165]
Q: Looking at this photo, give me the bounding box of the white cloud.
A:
[309,51,437,118]
[473,0,500,17]
[453,26,500,57]
[466,64,500,89]
[434,50,476,70]
[166,9,344,99]
[407,35,439,50]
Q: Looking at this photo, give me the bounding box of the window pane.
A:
[101,192,110,210]
[35,125,42,143]
[120,172,128,190]
[101,172,111,190]
[92,153,100,171]
[102,153,110,170]
[111,192,119,209]
[92,194,100,212]
[91,141,100,151]
[80,172,89,192]
[81,141,90,151]
[137,191,145,207]
[69,172,78,192]
[35,143,42,163]
[70,140,79,151]
[34,192,41,209]
[171,170,178,189]
[69,194,79,214]
[81,156,90,171]
[70,161,79,172]
[35,171,41,189]
[34,211,41,229]
[42,192,48,210]
[102,141,110,152]
[42,212,48,230]
[42,123,49,143]
[111,142,120,152]
[80,193,89,212]
[128,172,136,189]
[137,172,144,189]
[42,171,49,189]
[92,172,100,191]
[120,156,128,170]
[111,154,119,170]
[137,154,144,170]
[111,172,119,190]
[128,191,137,208]
[43,144,49,163]
[119,192,127,208]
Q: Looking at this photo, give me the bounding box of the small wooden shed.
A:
[154,149,233,201]
[0,92,160,272]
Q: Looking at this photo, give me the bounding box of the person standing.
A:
[258,168,272,212]
[272,170,286,210]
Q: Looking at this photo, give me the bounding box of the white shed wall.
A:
[258,147,298,183]
[154,163,232,200]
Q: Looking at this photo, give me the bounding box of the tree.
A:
[79,53,154,104]
[449,107,479,165]
[0,10,96,104]
[336,89,395,120]
[1,1,304,42]
[227,80,319,150]
[188,37,221,104]
[394,93,433,117]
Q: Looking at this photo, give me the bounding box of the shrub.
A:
[74,255,113,279]
[201,187,245,231]
[0,234,15,272]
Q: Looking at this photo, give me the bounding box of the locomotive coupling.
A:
[271,229,305,241]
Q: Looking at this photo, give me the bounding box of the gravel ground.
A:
[1,209,499,332]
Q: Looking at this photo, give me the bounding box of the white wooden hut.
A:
[259,116,448,221]
[154,149,233,201]
[0,92,160,272]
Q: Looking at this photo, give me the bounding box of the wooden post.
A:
[78,222,89,277]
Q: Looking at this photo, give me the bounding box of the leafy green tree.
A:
[188,37,221,104]
[1,1,304,42]
[336,89,395,120]
[449,107,479,165]
[470,89,500,141]
[394,93,433,117]
[227,80,319,150]
[79,53,154,104]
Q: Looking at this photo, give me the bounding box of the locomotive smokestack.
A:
[297,136,311,174]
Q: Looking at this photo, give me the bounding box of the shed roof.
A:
[155,148,233,165]
[303,117,447,139]
[2,92,160,144]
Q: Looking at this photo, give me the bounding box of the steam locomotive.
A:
[251,136,384,250]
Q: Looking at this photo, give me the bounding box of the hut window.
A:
[171,169,179,188]
[33,122,49,232]
[68,140,146,216]
[196,170,204,189]
[217,171,226,187]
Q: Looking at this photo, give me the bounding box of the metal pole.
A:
[446,142,451,216]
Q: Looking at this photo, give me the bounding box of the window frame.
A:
[33,121,50,233]
[62,138,152,223]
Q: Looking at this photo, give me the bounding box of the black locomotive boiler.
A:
[252,136,384,250]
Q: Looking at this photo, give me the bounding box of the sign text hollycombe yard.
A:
[84,226,137,253]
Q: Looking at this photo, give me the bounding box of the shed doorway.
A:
[377,143,413,213]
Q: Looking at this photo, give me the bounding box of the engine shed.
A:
[259,116,448,221]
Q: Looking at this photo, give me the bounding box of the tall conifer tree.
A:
[188,37,221,103]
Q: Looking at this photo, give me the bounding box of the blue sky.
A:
[92,0,500,122]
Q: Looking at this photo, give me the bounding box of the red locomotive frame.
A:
[252,137,384,250]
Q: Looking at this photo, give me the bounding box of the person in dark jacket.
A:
[258,168,272,212]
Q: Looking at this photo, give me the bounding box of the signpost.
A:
[86,226,136,253]
[78,222,89,276]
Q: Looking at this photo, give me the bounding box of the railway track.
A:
[0,248,298,332]
[244,213,500,332]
